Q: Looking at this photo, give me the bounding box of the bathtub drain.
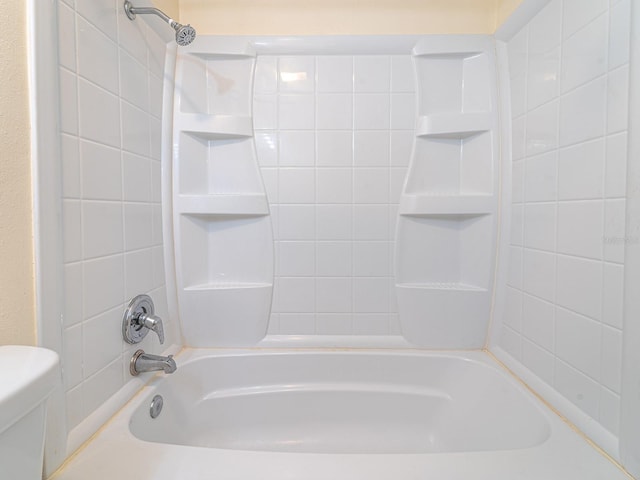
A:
[150,394,163,419]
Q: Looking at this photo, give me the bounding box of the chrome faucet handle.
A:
[122,294,166,345]
[136,312,165,345]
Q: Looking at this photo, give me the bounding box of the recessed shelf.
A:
[176,194,270,216]
[179,114,253,139]
[416,113,491,139]
[399,194,493,216]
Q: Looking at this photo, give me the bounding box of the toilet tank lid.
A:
[0,346,60,434]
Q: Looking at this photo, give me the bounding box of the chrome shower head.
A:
[124,1,197,47]
[171,22,197,47]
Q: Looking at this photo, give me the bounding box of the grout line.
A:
[71,5,87,403]
[350,55,356,334]
[516,21,530,362]
[598,3,613,425]
[552,0,564,386]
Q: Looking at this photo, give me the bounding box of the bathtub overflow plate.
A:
[150,394,164,419]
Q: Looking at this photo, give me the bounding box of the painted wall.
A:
[497,0,631,439]
[497,0,524,27]
[179,0,521,35]
[0,0,36,346]
[154,0,180,21]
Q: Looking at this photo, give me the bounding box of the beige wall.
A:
[497,0,524,27]
[0,0,35,345]
[155,0,180,21]
[179,0,524,36]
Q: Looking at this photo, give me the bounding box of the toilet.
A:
[0,346,60,479]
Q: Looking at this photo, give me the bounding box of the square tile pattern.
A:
[500,0,630,437]
[58,0,177,434]
[254,54,415,336]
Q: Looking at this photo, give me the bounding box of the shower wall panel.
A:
[494,0,631,441]
[57,0,179,436]
[255,53,414,336]
[171,36,501,347]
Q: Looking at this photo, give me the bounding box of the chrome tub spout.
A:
[130,349,177,376]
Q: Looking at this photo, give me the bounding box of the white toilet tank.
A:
[0,346,60,479]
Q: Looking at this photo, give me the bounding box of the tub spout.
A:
[130,349,177,376]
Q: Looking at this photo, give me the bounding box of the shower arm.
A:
[124,2,179,30]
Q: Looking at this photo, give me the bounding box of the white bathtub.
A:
[52,349,628,480]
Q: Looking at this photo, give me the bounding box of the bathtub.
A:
[52,349,628,480]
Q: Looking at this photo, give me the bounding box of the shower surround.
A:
[40,0,635,477]
[170,35,499,348]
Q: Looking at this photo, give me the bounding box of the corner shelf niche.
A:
[394,36,499,348]
[413,38,493,116]
[416,113,491,139]
[172,39,273,347]
[404,132,494,198]
[178,214,272,289]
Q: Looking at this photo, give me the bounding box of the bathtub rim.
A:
[128,347,556,455]
[51,347,632,480]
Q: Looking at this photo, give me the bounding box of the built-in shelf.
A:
[399,194,493,216]
[405,133,493,196]
[396,282,487,292]
[395,214,493,289]
[412,36,493,58]
[413,51,483,59]
[416,113,491,139]
[176,194,269,216]
[184,283,272,291]
[395,284,490,348]
[172,41,272,348]
[179,285,273,347]
[188,52,255,60]
[180,114,253,139]
[396,36,499,352]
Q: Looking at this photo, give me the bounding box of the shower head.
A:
[124,1,197,46]
[173,22,197,47]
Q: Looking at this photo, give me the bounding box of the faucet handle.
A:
[122,294,166,345]
[137,312,165,344]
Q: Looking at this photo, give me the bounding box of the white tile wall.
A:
[500,0,630,437]
[254,55,415,335]
[57,0,176,433]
